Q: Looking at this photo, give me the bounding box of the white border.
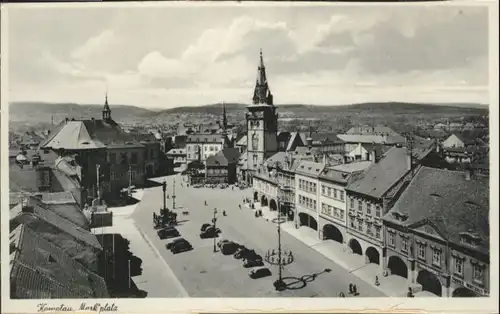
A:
[1,1,498,314]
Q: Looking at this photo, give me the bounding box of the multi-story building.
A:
[241,50,278,184]
[318,161,372,245]
[205,148,240,184]
[166,148,187,166]
[40,96,153,203]
[185,134,230,164]
[294,160,326,231]
[344,147,418,271]
[383,167,489,297]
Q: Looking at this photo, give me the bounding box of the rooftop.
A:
[186,133,228,144]
[10,224,108,299]
[383,167,489,253]
[295,160,326,178]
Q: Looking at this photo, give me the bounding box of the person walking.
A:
[348,284,353,294]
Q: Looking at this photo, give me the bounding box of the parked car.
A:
[243,258,264,268]
[170,238,193,254]
[200,226,221,239]
[249,267,272,279]
[200,223,212,232]
[234,247,251,259]
[221,241,239,255]
[217,239,229,248]
[166,238,185,250]
[157,227,180,240]
[237,249,258,260]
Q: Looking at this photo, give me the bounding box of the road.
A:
[131,174,385,297]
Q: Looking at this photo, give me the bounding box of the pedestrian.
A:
[348,284,353,294]
[407,287,414,298]
[239,204,241,209]
[339,292,345,298]
[353,284,357,295]
[374,276,380,286]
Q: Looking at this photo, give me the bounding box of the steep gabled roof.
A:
[10,224,107,299]
[383,167,489,253]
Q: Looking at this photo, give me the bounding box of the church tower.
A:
[102,92,112,121]
[221,102,228,132]
[245,49,278,175]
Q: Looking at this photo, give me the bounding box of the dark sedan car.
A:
[243,257,264,268]
[166,238,185,250]
[170,239,193,254]
[200,223,212,232]
[200,227,221,239]
[249,267,272,279]
[157,227,180,240]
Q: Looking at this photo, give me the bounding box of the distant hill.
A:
[9,101,488,129]
[9,102,154,124]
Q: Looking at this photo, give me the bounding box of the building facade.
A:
[185,134,230,164]
[294,161,326,232]
[383,167,489,297]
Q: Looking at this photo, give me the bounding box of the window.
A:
[108,153,116,163]
[366,223,373,236]
[358,221,363,232]
[322,186,326,195]
[333,189,338,199]
[358,200,363,212]
[328,187,332,197]
[388,232,395,247]
[131,170,137,181]
[340,191,345,201]
[252,155,258,166]
[313,183,317,193]
[375,206,381,217]
[131,152,138,164]
[350,198,354,209]
[417,243,426,260]
[366,203,371,215]
[110,172,116,180]
[472,264,484,283]
[432,248,441,266]
[454,257,464,276]
[401,237,408,252]
[375,227,381,239]
[313,200,317,210]
[339,209,345,219]
[350,218,355,228]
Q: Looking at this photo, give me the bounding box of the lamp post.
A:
[172,178,176,210]
[265,199,294,291]
[212,208,218,252]
[162,180,167,216]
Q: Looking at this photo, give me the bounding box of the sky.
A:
[6,4,490,109]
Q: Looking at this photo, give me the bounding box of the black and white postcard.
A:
[1,2,498,314]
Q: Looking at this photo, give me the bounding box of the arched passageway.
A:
[387,256,408,278]
[269,199,278,211]
[323,224,343,243]
[261,195,268,207]
[348,238,362,255]
[253,192,259,202]
[452,287,478,297]
[365,247,380,264]
[417,270,443,296]
[298,213,318,230]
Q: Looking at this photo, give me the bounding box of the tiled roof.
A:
[11,196,102,250]
[359,143,391,156]
[186,134,228,144]
[346,147,411,199]
[383,167,489,253]
[236,135,247,146]
[206,148,240,167]
[10,224,107,299]
[42,119,144,150]
[337,134,405,145]
[320,161,372,185]
[295,160,326,178]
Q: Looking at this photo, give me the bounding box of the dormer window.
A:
[459,232,481,247]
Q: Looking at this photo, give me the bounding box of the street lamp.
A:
[212,208,218,252]
[161,180,167,217]
[265,200,294,291]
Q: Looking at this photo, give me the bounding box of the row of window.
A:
[108,152,140,165]
[110,170,137,181]
[321,185,345,202]
[255,180,276,194]
[387,233,485,283]
[208,168,228,174]
[298,195,317,211]
[349,198,382,217]
[349,217,381,238]
[321,203,345,220]
[298,179,317,194]
[187,144,221,152]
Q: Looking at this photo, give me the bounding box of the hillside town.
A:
[9,50,490,299]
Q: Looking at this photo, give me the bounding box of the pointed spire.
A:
[102,89,111,120]
[252,49,273,105]
[222,101,228,132]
